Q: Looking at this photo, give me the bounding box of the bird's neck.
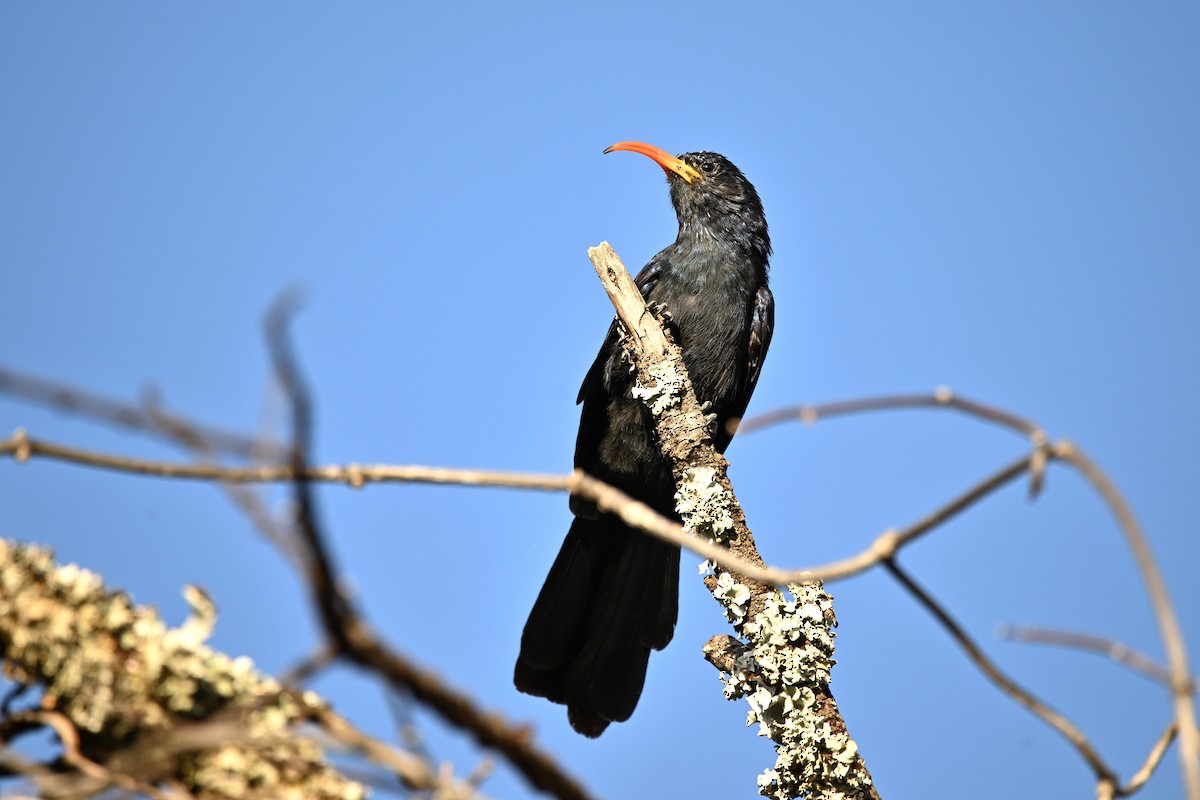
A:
[675,214,771,273]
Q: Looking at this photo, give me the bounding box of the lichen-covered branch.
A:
[587,242,878,800]
[0,539,363,800]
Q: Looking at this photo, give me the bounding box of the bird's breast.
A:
[649,263,758,413]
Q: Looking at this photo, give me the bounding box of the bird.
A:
[514,141,774,737]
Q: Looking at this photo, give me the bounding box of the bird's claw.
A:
[646,301,672,322]
[695,402,720,436]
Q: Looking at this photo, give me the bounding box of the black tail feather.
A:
[515,514,679,736]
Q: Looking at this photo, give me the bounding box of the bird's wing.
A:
[746,283,775,394]
[729,283,775,424]
[575,319,618,406]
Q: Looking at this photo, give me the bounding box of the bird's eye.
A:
[699,160,717,174]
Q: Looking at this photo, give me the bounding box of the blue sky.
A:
[2,3,1198,798]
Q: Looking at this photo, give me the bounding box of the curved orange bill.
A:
[604,141,701,184]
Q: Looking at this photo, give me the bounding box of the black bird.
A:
[514,141,774,736]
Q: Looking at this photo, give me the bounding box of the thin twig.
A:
[882,560,1119,786]
[998,625,1182,688]
[1119,721,1178,796]
[12,710,185,800]
[1053,440,1200,797]
[0,427,798,587]
[0,427,1030,587]
[737,388,1198,797]
[736,387,1050,495]
[278,644,339,687]
[140,390,299,562]
[0,364,288,461]
[295,691,489,800]
[737,387,1044,439]
[0,428,572,490]
[789,453,1034,583]
[386,687,436,779]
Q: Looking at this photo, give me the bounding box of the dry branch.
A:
[0,428,799,588]
[0,365,287,461]
[1053,441,1200,797]
[883,560,1117,785]
[998,626,1182,688]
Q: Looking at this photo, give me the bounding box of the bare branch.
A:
[0,427,573,490]
[0,425,1035,588]
[279,644,340,688]
[1052,440,1200,797]
[737,386,1044,440]
[789,452,1035,583]
[882,559,1119,787]
[1119,722,1178,796]
[0,428,825,588]
[998,625,1183,689]
[735,387,1199,797]
[297,692,490,800]
[0,364,288,461]
[736,387,1048,493]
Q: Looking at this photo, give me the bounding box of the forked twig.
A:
[741,389,1199,797]
[882,560,1117,786]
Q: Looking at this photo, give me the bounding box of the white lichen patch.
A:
[712,572,751,623]
[0,539,365,800]
[714,580,873,800]
[630,359,688,415]
[674,466,736,542]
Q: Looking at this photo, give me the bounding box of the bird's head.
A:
[604,141,771,267]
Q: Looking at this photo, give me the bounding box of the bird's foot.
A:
[645,301,673,322]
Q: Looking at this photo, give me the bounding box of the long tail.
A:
[514,514,680,737]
